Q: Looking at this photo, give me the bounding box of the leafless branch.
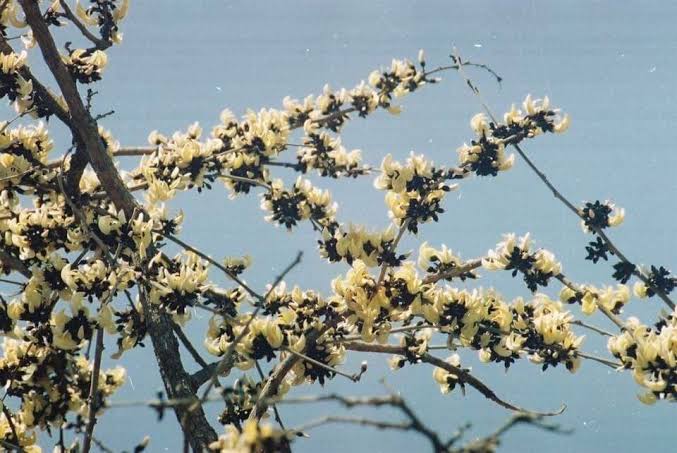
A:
[58,0,111,50]
[422,259,482,284]
[171,322,210,369]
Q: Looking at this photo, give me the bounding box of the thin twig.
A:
[58,0,111,50]
[283,347,363,382]
[163,233,264,304]
[570,319,614,337]
[422,258,482,284]
[254,361,286,430]
[82,327,104,453]
[293,415,412,434]
[171,322,210,369]
[1,406,24,452]
[376,219,410,287]
[576,352,622,369]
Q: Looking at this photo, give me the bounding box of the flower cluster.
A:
[331,260,428,341]
[432,354,465,394]
[223,255,252,277]
[457,96,569,177]
[456,114,514,177]
[483,233,562,292]
[206,283,344,385]
[74,0,129,45]
[318,223,402,267]
[375,153,458,233]
[62,48,108,84]
[608,314,677,404]
[0,338,125,432]
[60,258,135,303]
[418,242,477,282]
[0,49,54,118]
[284,56,427,132]
[141,125,224,201]
[212,108,289,189]
[130,55,441,209]
[388,328,433,369]
[296,132,368,178]
[0,122,53,188]
[420,287,583,372]
[368,58,429,112]
[111,300,146,359]
[146,252,210,318]
[560,284,631,315]
[260,177,336,230]
[218,376,262,426]
[210,420,291,453]
[3,197,72,262]
[579,200,625,233]
[642,266,676,297]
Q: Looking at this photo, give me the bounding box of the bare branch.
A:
[58,0,111,50]
[423,258,482,284]
[1,406,24,452]
[81,327,104,453]
[171,322,210,369]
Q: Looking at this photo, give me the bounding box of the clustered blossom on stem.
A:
[432,353,465,394]
[260,177,336,230]
[483,233,562,292]
[332,260,428,342]
[318,223,403,268]
[73,0,129,44]
[420,288,583,374]
[0,122,53,185]
[608,313,677,404]
[62,48,108,83]
[296,132,368,178]
[456,95,569,177]
[579,200,625,233]
[375,152,458,233]
[418,242,477,282]
[0,338,125,434]
[205,283,345,386]
[0,48,57,119]
[559,284,631,316]
[331,259,583,376]
[209,420,291,453]
[146,251,210,320]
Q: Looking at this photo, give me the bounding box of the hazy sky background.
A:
[10,0,677,451]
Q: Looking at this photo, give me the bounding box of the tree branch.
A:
[58,0,111,50]
[19,2,218,449]
[343,341,565,417]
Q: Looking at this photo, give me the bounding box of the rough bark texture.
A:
[144,301,219,450]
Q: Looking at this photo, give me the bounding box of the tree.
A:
[0,1,674,452]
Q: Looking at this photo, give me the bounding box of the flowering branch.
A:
[452,48,675,311]
[343,341,565,416]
